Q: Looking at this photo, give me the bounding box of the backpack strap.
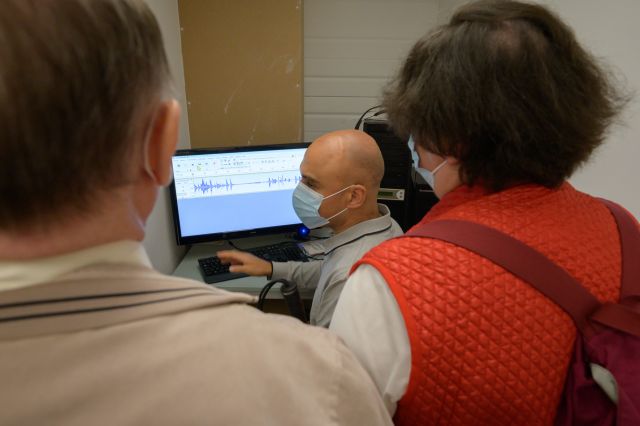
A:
[589,199,640,337]
[405,219,601,335]
[599,199,640,299]
[405,208,640,336]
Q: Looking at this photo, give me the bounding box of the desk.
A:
[172,233,320,300]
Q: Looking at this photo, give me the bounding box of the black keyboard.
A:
[198,242,308,284]
[247,242,308,262]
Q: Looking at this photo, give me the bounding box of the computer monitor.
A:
[169,143,309,245]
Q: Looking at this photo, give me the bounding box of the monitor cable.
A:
[354,104,386,130]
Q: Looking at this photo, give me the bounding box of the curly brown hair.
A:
[383,0,629,191]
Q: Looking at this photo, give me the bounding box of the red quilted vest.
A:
[355,183,622,425]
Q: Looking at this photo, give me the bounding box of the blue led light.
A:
[298,225,310,236]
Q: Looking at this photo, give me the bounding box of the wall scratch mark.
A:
[247,110,262,145]
[224,79,245,114]
[285,58,297,74]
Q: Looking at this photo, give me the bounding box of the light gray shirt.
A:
[271,204,403,327]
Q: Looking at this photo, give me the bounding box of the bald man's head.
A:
[304,130,384,191]
[298,130,385,232]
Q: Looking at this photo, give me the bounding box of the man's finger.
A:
[228,264,247,273]
[216,250,243,263]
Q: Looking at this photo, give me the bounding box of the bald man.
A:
[218,130,403,327]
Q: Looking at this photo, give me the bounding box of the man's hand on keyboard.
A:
[217,250,273,277]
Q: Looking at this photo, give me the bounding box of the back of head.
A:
[384,0,628,191]
[0,0,170,231]
[307,129,385,192]
[337,130,385,192]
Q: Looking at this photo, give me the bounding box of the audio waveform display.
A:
[175,170,303,200]
[193,175,302,194]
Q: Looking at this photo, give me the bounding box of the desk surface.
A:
[172,233,319,299]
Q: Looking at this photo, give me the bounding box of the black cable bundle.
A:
[354,104,386,130]
[256,279,308,323]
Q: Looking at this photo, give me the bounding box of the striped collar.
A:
[321,203,394,255]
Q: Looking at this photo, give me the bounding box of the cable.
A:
[279,280,308,323]
[256,280,279,311]
[227,239,241,250]
[354,105,384,130]
[256,279,309,323]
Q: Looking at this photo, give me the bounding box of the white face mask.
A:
[408,135,447,189]
[291,182,352,229]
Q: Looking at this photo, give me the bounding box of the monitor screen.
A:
[169,143,308,245]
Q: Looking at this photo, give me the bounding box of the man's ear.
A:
[145,99,181,186]
[346,184,367,209]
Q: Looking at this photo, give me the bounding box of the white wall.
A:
[140,0,639,273]
[144,0,192,274]
[537,0,640,218]
[303,0,440,141]
[305,0,640,218]
[435,0,469,23]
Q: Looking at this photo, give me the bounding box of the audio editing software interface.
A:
[172,147,306,238]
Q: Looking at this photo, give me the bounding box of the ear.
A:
[346,184,367,209]
[445,155,460,166]
[145,99,181,186]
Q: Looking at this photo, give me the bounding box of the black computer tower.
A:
[363,118,438,231]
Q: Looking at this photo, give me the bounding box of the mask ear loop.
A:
[323,184,357,222]
[322,184,354,201]
[325,206,349,222]
[431,159,448,176]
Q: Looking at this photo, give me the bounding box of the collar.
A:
[321,204,394,255]
[0,240,152,293]
[419,182,573,225]
[421,184,490,222]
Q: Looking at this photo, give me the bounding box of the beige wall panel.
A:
[179,0,302,148]
[303,0,439,141]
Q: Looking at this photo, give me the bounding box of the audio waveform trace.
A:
[175,171,302,200]
[193,175,302,194]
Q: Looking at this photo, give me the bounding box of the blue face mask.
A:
[292,182,351,229]
[408,135,447,189]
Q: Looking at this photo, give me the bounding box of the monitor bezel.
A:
[169,142,310,246]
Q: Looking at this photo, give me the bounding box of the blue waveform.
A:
[193,175,301,194]
[194,179,233,194]
[263,175,302,187]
